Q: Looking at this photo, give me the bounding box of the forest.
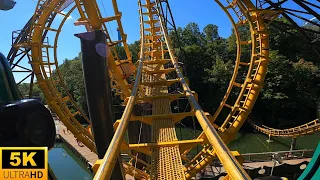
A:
[18,18,320,130]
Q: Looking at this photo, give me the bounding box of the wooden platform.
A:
[55,120,98,165]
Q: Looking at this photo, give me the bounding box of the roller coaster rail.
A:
[6,0,320,179]
[250,119,320,137]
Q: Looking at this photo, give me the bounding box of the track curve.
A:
[183,1,277,177]
[16,0,136,153]
[94,0,271,179]
[249,119,320,137]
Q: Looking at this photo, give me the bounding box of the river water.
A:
[49,143,93,180]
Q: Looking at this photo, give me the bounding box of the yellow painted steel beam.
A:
[145,35,162,40]
[131,111,194,125]
[134,91,198,103]
[52,5,92,125]
[129,139,203,150]
[142,59,171,65]
[141,1,186,178]
[142,67,176,74]
[115,59,131,65]
[140,78,180,87]
[111,0,132,62]
[93,60,143,179]
[222,0,270,144]
[120,139,204,156]
[183,0,277,176]
[184,0,251,154]
[93,2,146,179]
[74,0,91,31]
[78,0,132,98]
[122,162,150,179]
[101,15,121,22]
[81,0,101,30]
[106,53,131,98]
[27,0,134,159]
[29,0,96,153]
[155,0,251,178]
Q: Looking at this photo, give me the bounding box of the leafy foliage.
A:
[55,54,88,115]
[18,83,45,103]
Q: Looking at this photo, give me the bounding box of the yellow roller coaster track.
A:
[94,0,280,179]
[17,0,136,153]
[13,0,317,179]
[250,119,320,137]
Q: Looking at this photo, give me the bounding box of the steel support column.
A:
[76,30,124,179]
[290,137,297,152]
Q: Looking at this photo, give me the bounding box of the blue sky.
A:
[0,0,316,82]
[0,0,232,82]
[0,0,232,60]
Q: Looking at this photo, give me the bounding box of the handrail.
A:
[241,149,315,162]
[242,149,314,157]
[155,0,251,179]
[93,1,145,179]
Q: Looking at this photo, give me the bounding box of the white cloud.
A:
[44,66,55,73]
[13,66,23,71]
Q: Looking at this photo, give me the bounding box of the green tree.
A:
[269,18,319,63]
[129,41,140,62]
[203,56,234,116]
[54,55,88,115]
[17,83,45,103]
[203,24,219,43]
[253,51,320,127]
[181,22,204,46]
